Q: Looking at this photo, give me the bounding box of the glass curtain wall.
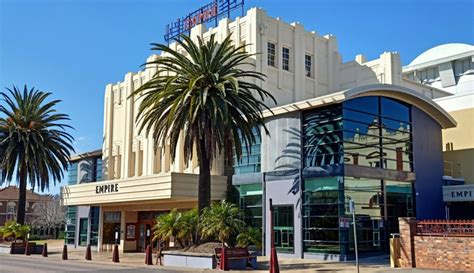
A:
[343,97,413,172]
[238,184,263,228]
[302,97,415,256]
[65,162,78,245]
[89,207,100,246]
[302,105,345,254]
[234,128,261,175]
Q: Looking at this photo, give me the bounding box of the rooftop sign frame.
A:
[164,0,244,43]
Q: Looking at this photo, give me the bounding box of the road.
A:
[0,255,172,273]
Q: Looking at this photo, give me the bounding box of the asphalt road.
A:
[0,255,171,273]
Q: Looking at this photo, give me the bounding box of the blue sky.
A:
[1,0,473,194]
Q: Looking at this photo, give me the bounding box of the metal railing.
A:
[416,220,474,237]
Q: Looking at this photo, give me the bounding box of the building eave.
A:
[262,84,457,129]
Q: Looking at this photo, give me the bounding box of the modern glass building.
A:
[233,86,456,260]
[64,149,102,249]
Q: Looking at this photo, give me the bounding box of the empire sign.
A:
[96,183,119,194]
[443,185,474,202]
[164,0,244,43]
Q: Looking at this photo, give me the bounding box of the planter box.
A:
[163,251,216,269]
[10,242,44,255]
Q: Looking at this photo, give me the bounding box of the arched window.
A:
[7,201,16,214]
[6,201,16,220]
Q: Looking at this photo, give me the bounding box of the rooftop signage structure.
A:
[164,0,244,43]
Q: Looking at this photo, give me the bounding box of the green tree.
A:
[153,209,185,248]
[236,226,262,250]
[200,200,244,246]
[0,86,74,224]
[178,208,198,245]
[133,34,275,216]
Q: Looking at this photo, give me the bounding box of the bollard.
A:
[145,245,153,265]
[62,245,68,260]
[269,247,280,273]
[42,243,48,257]
[25,241,30,256]
[220,247,229,271]
[112,244,119,263]
[85,244,92,260]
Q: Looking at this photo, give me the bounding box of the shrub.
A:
[236,227,262,250]
[200,200,244,246]
[57,230,65,239]
[0,220,31,242]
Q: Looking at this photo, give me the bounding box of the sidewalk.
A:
[30,246,459,273]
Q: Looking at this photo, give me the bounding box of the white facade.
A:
[403,43,474,112]
[403,43,474,183]
[102,8,451,182]
[62,7,458,255]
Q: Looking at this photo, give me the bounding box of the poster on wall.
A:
[126,223,136,240]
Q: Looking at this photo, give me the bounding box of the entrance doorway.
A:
[137,221,153,252]
[135,211,168,252]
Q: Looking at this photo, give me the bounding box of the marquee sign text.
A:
[96,183,119,194]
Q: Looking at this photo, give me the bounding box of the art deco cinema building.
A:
[61,7,456,259]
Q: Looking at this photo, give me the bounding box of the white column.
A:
[293,22,305,101]
[122,73,134,179]
[103,84,114,180]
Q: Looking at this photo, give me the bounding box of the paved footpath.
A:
[0,249,461,273]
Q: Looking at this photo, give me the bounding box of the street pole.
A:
[350,199,359,273]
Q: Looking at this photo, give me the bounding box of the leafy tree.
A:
[236,226,262,250]
[178,208,198,245]
[133,34,275,217]
[153,209,185,248]
[0,86,74,224]
[200,200,244,246]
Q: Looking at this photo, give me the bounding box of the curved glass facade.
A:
[302,96,415,255]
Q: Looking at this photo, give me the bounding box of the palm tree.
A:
[200,200,244,246]
[236,226,263,250]
[0,86,74,225]
[133,34,275,216]
[153,209,185,248]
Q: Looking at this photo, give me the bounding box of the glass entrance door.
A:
[273,205,294,253]
[137,223,152,252]
[79,218,88,246]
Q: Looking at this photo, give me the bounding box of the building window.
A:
[305,54,312,77]
[454,58,473,78]
[234,127,261,175]
[65,206,77,245]
[89,207,100,246]
[6,201,16,220]
[68,162,78,185]
[238,184,263,228]
[282,47,290,71]
[303,177,341,254]
[267,42,276,67]
[342,96,413,172]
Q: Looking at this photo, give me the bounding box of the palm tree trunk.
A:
[17,164,27,225]
[197,137,211,215]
